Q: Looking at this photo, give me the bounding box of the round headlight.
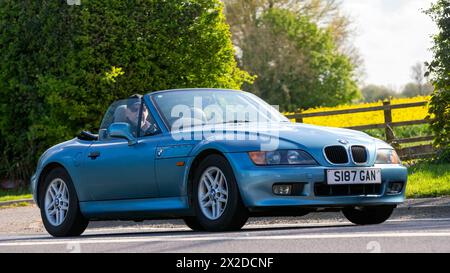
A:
[287,150,302,164]
[266,151,281,165]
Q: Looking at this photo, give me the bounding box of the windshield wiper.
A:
[221,120,251,124]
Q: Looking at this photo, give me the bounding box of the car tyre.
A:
[192,154,249,232]
[39,167,89,237]
[183,217,205,231]
[342,205,395,225]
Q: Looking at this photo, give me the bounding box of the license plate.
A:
[327,168,381,185]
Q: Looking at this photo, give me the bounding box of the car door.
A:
[81,98,160,201]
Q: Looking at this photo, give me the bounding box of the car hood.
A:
[169,122,392,167]
[277,122,379,148]
[170,122,390,151]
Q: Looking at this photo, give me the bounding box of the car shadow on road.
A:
[0,223,355,243]
[81,223,357,238]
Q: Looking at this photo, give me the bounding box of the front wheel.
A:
[342,205,395,225]
[192,155,249,232]
[183,216,205,231]
[39,168,89,237]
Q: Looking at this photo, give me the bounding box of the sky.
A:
[340,0,438,91]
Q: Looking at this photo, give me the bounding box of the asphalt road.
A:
[1,205,450,253]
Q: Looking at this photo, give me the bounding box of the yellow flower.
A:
[284,96,430,128]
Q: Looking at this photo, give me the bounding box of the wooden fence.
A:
[285,100,435,160]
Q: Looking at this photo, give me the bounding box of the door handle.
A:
[88,151,100,159]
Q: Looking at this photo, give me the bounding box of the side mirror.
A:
[107,122,137,146]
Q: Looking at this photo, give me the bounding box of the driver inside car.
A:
[125,95,155,136]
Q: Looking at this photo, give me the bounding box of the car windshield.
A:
[149,90,289,130]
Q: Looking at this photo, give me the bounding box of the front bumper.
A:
[226,153,408,209]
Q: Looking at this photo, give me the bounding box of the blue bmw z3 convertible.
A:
[31,88,407,237]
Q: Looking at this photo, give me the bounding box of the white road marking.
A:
[1,231,450,247]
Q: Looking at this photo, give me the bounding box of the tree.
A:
[412,62,426,90]
[0,0,253,181]
[401,82,434,98]
[224,0,364,80]
[425,0,450,162]
[223,3,360,111]
[361,85,396,102]
[224,0,358,56]
[404,62,434,97]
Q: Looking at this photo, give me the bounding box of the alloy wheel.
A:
[197,166,229,220]
[44,178,70,226]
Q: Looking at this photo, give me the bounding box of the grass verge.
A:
[0,187,32,202]
[0,202,31,209]
[406,162,450,198]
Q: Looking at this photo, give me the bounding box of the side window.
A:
[139,103,160,137]
[98,98,141,140]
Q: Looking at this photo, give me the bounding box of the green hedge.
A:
[0,0,253,181]
[426,0,450,162]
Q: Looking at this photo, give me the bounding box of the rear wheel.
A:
[342,205,395,225]
[192,155,249,232]
[39,168,89,237]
